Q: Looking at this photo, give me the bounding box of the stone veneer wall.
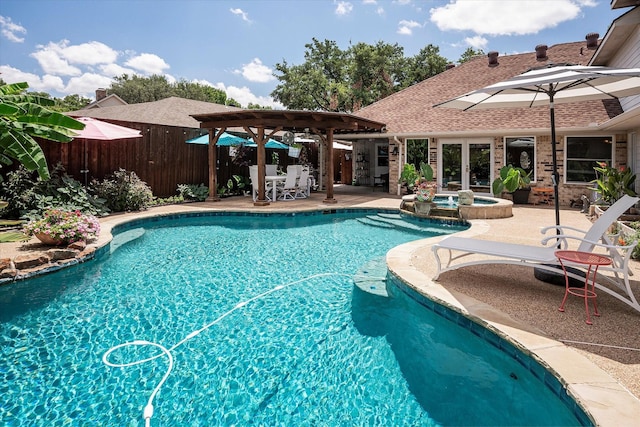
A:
[389,133,629,205]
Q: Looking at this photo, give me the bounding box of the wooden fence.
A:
[37,121,320,198]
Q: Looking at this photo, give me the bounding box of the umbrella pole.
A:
[549,95,561,227]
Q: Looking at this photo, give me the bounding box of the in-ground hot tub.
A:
[401,194,513,219]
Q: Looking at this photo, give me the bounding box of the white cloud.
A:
[99,63,136,78]
[237,58,274,83]
[124,53,170,75]
[64,73,114,96]
[0,15,27,42]
[195,80,280,108]
[0,65,65,92]
[30,40,120,76]
[397,20,421,35]
[31,46,82,76]
[230,8,251,23]
[430,0,590,36]
[335,1,353,16]
[60,41,119,65]
[464,35,488,50]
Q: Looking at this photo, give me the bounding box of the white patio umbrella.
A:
[435,63,640,226]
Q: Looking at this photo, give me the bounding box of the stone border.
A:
[386,235,640,427]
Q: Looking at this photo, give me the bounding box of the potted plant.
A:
[23,209,100,246]
[413,162,438,215]
[400,163,419,194]
[492,165,532,204]
[592,161,636,205]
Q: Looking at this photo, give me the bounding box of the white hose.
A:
[102,272,352,426]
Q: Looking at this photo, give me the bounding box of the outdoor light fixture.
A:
[391,146,399,156]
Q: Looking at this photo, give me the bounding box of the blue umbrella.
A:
[244,138,288,150]
[185,132,247,146]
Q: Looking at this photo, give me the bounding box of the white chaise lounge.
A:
[432,194,640,313]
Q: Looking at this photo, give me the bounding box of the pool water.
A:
[0,211,585,426]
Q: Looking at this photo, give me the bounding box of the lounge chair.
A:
[432,194,640,313]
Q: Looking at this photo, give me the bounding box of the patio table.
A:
[265,175,286,201]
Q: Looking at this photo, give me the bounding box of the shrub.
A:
[0,165,108,219]
[177,183,209,201]
[23,209,100,245]
[90,169,153,212]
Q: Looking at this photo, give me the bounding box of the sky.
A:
[0,0,624,109]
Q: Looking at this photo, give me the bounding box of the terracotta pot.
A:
[35,233,65,246]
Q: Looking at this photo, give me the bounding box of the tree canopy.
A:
[109,74,230,105]
[271,38,450,112]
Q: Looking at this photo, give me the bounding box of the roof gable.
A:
[68,97,241,128]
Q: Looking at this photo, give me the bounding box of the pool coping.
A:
[387,233,640,427]
[6,203,640,425]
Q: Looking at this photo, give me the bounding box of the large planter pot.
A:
[511,188,531,204]
[414,201,436,216]
[35,233,65,246]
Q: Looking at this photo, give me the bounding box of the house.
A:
[40,97,241,197]
[589,2,640,193]
[350,3,640,206]
[84,88,128,109]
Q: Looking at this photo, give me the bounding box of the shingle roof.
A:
[355,40,620,135]
[67,97,241,128]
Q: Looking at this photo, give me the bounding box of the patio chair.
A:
[295,166,310,199]
[266,164,278,176]
[249,165,273,202]
[278,166,298,201]
[432,194,640,313]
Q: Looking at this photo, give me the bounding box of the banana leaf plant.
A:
[0,82,85,180]
[592,161,637,205]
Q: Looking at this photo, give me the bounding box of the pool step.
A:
[353,257,389,297]
[110,228,146,253]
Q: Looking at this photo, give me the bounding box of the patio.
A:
[1,186,639,425]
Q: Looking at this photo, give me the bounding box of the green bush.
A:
[90,169,153,212]
[177,183,209,201]
[0,164,108,219]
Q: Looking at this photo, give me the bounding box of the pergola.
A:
[190,110,386,205]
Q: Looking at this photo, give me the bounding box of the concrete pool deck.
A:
[1,186,639,426]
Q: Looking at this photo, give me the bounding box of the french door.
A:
[439,138,493,194]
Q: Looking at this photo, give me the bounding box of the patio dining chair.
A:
[278,166,298,201]
[249,165,273,202]
[295,166,310,199]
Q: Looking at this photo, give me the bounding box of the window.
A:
[505,137,535,178]
[406,139,429,168]
[377,145,388,166]
[565,136,613,183]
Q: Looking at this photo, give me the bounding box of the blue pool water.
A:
[0,211,587,426]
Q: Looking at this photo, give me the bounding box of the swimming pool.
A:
[0,210,588,425]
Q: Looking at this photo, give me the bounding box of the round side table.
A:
[555,250,612,325]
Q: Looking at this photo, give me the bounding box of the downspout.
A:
[394,136,403,196]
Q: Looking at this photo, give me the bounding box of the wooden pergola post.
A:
[207,127,225,202]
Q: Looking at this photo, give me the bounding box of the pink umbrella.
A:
[72,117,143,140]
[70,117,143,184]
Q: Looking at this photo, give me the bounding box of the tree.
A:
[349,41,406,111]
[272,38,349,111]
[173,79,227,104]
[458,47,485,64]
[402,44,448,87]
[109,74,175,104]
[272,38,449,112]
[54,94,92,112]
[0,82,84,180]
